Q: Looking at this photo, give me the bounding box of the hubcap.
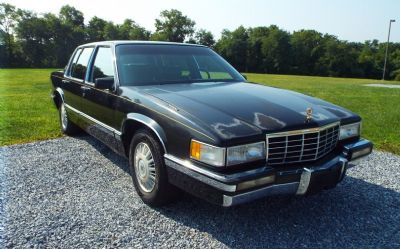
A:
[60,104,68,130]
[134,142,156,193]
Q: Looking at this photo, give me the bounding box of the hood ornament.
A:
[305,107,313,122]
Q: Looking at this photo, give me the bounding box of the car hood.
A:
[128,82,360,141]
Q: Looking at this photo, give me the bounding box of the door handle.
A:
[62,79,70,84]
[81,85,91,97]
[81,86,91,91]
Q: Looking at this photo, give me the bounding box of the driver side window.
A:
[90,47,114,83]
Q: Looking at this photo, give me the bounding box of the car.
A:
[50,41,373,207]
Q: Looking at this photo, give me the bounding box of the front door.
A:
[79,46,120,151]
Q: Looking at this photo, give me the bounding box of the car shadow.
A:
[77,135,400,248]
[73,134,131,174]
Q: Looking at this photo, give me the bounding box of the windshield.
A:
[115,44,244,86]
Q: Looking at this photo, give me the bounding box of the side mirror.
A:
[242,74,248,80]
[95,77,114,90]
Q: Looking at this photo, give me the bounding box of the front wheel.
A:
[59,102,80,135]
[129,129,180,206]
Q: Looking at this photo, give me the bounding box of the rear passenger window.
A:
[71,47,94,80]
[91,47,114,82]
[68,48,82,75]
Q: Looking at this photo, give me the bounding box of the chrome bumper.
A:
[165,138,373,207]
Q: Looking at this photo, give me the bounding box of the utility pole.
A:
[382,19,396,80]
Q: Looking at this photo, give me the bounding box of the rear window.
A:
[71,47,94,80]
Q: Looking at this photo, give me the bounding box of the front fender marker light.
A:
[191,140,201,160]
[190,140,226,167]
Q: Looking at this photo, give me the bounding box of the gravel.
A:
[0,135,399,248]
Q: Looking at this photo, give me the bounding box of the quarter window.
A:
[68,48,82,76]
[71,47,94,80]
[91,47,114,82]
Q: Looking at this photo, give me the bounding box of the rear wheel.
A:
[59,102,80,135]
[129,129,180,206]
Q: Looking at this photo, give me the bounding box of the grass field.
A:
[0,69,399,154]
[0,69,62,145]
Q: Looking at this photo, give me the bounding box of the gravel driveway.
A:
[0,136,399,248]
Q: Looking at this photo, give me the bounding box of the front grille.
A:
[266,122,340,165]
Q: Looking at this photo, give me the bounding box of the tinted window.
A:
[91,47,114,82]
[71,47,94,80]
[116,45,243,86]
[68,48,82,76]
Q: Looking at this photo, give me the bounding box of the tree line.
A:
[1,3,399,80]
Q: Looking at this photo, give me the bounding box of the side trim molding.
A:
[64,104,122,136]
[125,113,167,153]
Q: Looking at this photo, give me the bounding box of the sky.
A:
[3,0,400,42]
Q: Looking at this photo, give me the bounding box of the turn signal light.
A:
[191,140,201,160]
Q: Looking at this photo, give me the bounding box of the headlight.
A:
[339,122,361,140]
[190,140,225,167]
[227,142,265,166]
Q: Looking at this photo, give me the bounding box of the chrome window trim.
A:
[113,44,121,91]
[86,45,116,87]
[65,47,82,77]
[64,103,122,136]
[65,46,96,82]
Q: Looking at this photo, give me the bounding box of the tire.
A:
[59,102,80,135]
[129,129,180,206]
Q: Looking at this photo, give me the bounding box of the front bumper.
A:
[165,138,373,206]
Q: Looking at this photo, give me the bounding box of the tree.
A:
[290,30,324,75]
[59,5,84,28]
[118,19,150,40]
[0,3,19,66]
[194,29,215,47]
[58,5,85,66]
[247,26,270,72]
[103,21,119,40]
[215,26,249,72]
[87,16,107,42]
[15,12,50,67]
[260,25,292,74]
[153,9,195,42]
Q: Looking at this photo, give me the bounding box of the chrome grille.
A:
[266,122,340,165]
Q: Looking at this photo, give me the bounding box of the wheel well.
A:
[122,120,165,158]
[53,91,62,109]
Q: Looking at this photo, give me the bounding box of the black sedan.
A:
[50,41,373,207]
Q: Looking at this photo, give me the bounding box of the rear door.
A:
[62,48,82,111]
[63,46,95,112]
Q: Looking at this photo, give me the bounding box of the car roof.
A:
[79,40,208,48]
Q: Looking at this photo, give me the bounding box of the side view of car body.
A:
[50,41,373,207]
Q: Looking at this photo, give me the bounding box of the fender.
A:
[52,87,65,103]
[125,113,168,153]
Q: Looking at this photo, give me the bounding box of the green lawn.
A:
[1,69,399,155]
[0,69,62,146]
[245,73,400,154]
